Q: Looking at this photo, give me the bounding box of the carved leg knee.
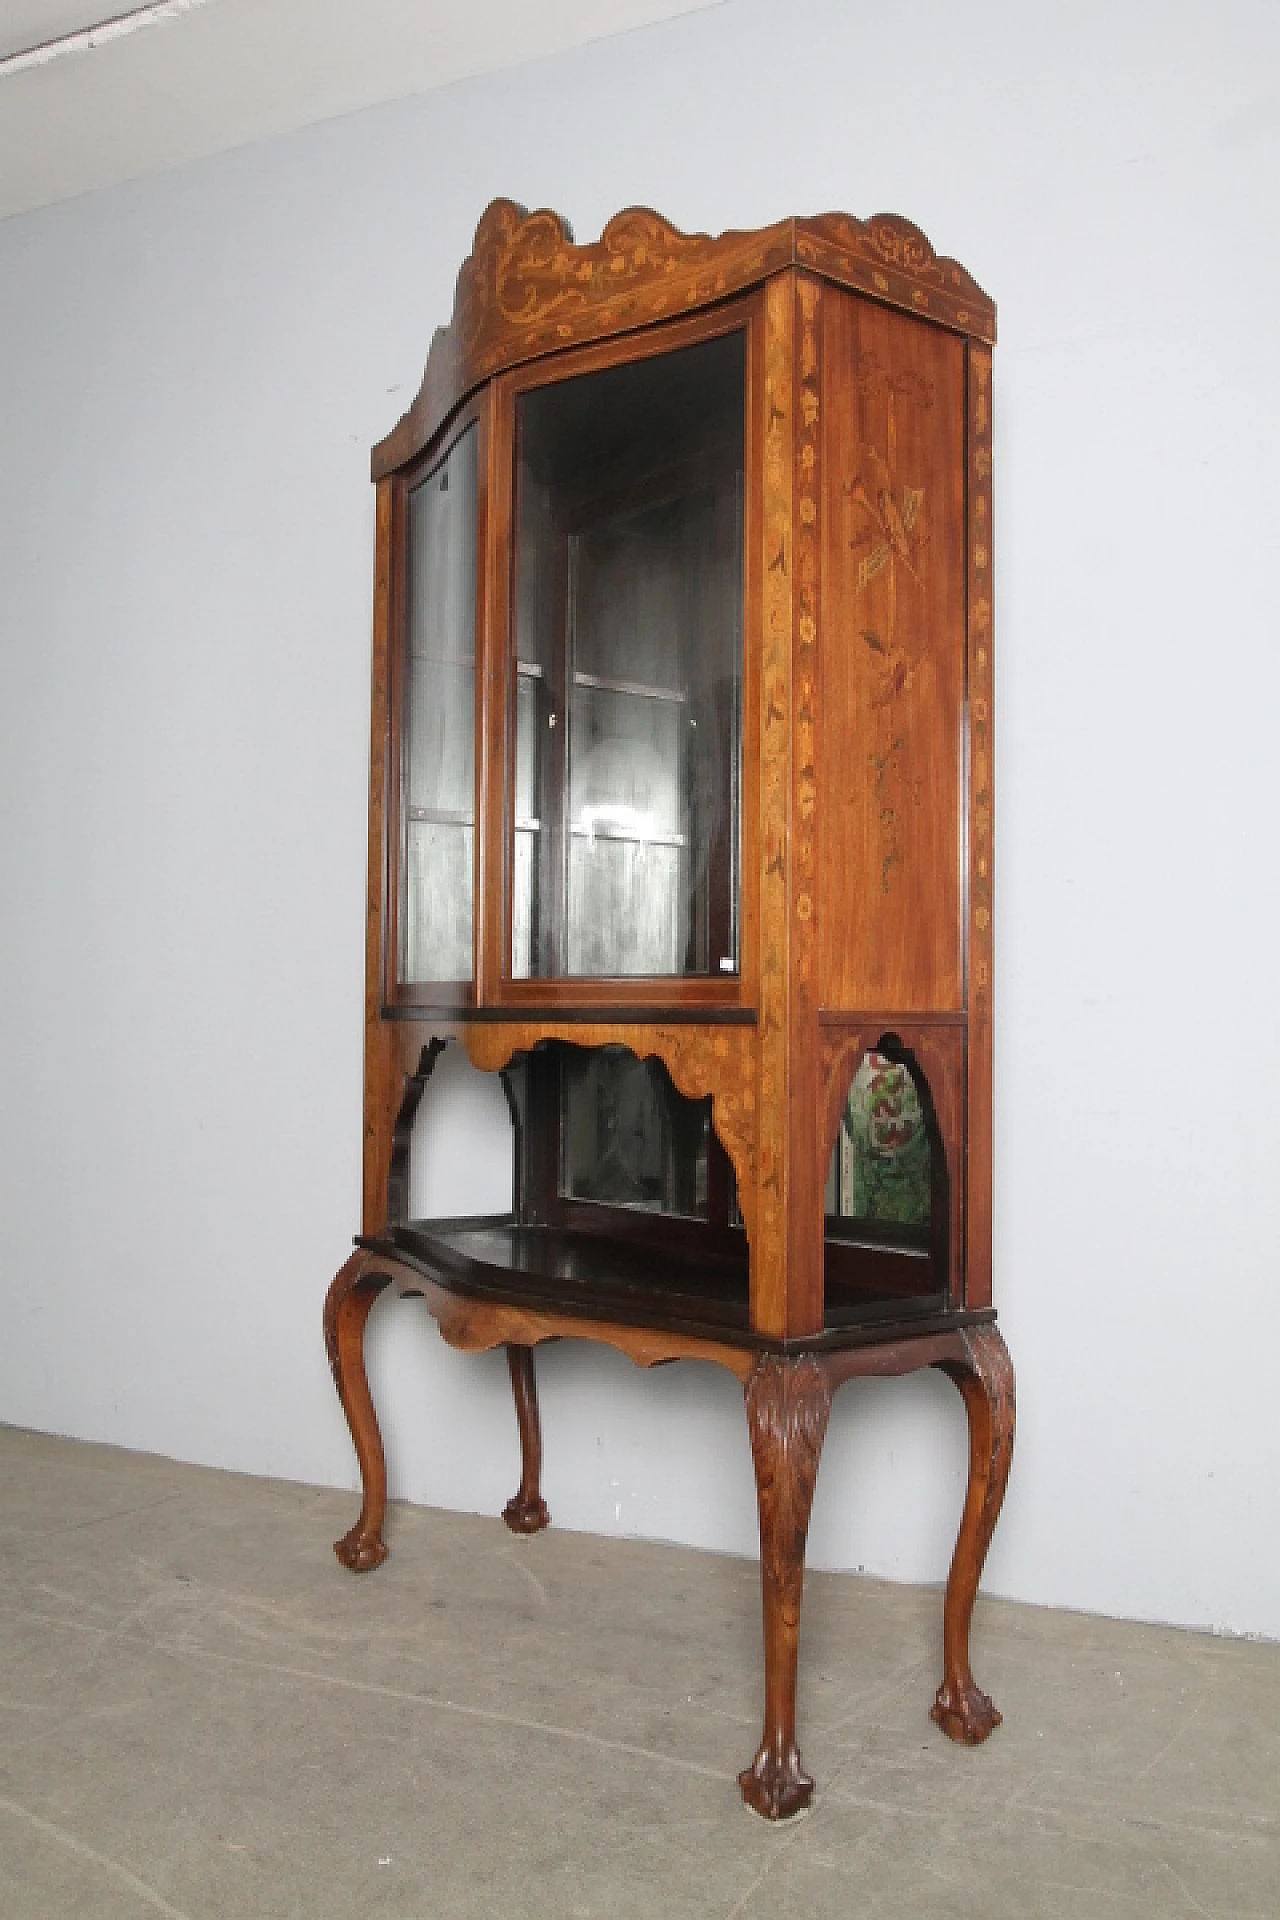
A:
[739,1354,832,1819]
[931,1325,1015,1742]
[324,1252,392,1572]
[502,1344,550,1535]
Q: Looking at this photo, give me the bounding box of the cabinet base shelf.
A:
[368,1216,986,1352]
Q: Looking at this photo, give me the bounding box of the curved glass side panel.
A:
[511,330,745,979]
[400,424,478,985]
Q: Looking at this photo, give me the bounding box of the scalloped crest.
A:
[372,198,994,477]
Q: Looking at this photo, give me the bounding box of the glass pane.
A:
[826,1053,932,1244]
[560,1048,709,1218]
[401,424,478,984]
[512,331,745,979]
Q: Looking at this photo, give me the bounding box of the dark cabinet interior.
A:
[511,329,745,982]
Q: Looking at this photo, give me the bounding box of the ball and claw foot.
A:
[738,1741,815,1821]
[502,1492,551,1535]
[334,1525,389,1572]
[931,1678,1002,1745]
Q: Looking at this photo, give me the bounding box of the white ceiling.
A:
[0,0,722,222]
[1,2,124,61]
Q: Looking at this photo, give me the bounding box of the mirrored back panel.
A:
[510,330,746,980]
[823,1049,945,1323]
[825,1051,932,1245]
[560,1046,710,1219]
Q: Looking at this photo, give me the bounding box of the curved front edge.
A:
[368,1246,755,1384]
[930,1324,1016,1742]
[324,1250,393,1572]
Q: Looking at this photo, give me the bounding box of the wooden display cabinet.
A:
[325,199,1014,1819]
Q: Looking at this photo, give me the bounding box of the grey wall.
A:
[2,0,1278,1636]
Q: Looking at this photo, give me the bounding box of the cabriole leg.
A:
[324,1252,392,1572]
[739,1354,833,1820]
[931,1325,1016,1742]
[502,1344,551,1534]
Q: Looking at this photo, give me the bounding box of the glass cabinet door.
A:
[400,424,479,986]
[510,330,745,980]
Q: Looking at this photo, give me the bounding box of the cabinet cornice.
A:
[372,199,995,480]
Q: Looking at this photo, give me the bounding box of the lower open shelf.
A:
[379,1214,952,1349]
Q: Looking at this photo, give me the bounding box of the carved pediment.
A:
[372,199,994,477]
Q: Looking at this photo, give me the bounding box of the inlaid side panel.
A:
[753,273,797,1339]
[818,293,966,1013]
[784,276,825,1338]
[965,345,995,1308]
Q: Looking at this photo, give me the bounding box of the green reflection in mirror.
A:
[828,1052,930,1232]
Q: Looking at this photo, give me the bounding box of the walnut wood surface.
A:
[781,275,825,1341]
[739,1354,832,1818]
[964,346,996,1308]
[737,1326,1013,1813]
[819,289,966,1012]
[502,1345,550,1534]
[385,1037,445,1226]
[931,1325,1015,1741]
[753,272,797,1341]
[324,1253,392,1570]
[372,202,994,478]
[331,1245,757,1383]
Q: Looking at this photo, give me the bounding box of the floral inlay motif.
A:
[843,356,934,892]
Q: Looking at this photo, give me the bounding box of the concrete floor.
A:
[0,1427,1276,1919]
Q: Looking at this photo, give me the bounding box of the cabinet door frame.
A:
[483,290,766,1019]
